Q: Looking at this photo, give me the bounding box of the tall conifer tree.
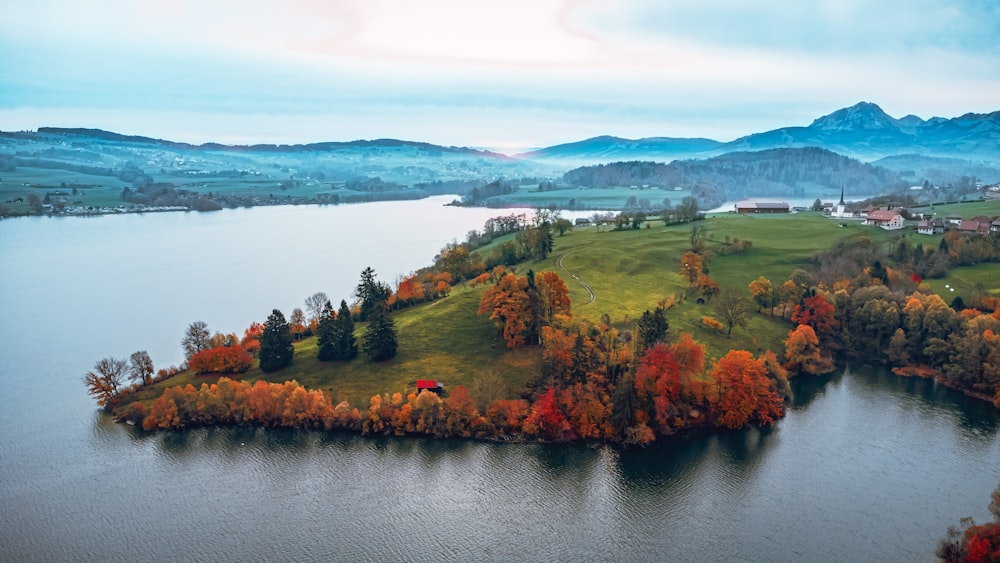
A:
[363,304,398,362]
[259,309,294,372]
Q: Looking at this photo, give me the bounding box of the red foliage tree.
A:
[523,387,568,440]
[634,344,682,432]
[792,294,836,343]
[189,346,254,374]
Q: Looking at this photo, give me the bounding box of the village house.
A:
[734,201,790,214]
[992,218,1000,233]
[864,209,905,230]
[959,219,991,235]
[917,219,945,235]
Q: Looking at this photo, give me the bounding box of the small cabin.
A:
[574,217,591,225]
[416,379,444,394]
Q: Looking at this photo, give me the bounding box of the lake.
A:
[1,197,997,562]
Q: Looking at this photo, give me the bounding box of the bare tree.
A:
[714,290,751,338]
[83,357,128,408]
[128,350,154,386]
[182,321,210,360]
[304,292,329,323]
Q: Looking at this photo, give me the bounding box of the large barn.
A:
[734,201,790,214]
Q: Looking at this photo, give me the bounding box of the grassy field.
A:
[912,199,1000,217]
[921,263,1000,302]
[151,209,998,409]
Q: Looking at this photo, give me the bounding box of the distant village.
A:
[733,183,1000,237]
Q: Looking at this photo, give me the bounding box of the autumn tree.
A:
[289,307,307,340]
[792,293,837,344]
[748,276,776,315]
[128,350,154,386]
[363,303,398,362]
[84,357,128,409]
[936,481,1000,563]
[182,320,211,361]
[714,290,751,337]
[784,324,834,376]
[679,251,704,286]
[709,350,785,429]
[696,275,721,301]
[533,271,571,327]
[479,273,533,348]
[259,309,294,372]
[189,346,253,374]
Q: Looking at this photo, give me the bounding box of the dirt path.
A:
[557,252,596,306]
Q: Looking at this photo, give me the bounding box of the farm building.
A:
[917,219,945,235]
[734,201,789,214]
[959,219,991,235]
[865,210,905,230]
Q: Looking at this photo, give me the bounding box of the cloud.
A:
[1,0,997,147]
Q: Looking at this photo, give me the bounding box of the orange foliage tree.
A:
[708,350,785,429]
[189,345,254,374]
[784,324,835,376]
[479,273,533,348]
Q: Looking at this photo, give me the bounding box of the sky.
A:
[1,0,998,153]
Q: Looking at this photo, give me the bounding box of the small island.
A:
[86,201,1000,445]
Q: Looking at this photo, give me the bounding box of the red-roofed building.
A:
[959,219,991,235]
[864,210,904,230]
[416,379,443,393]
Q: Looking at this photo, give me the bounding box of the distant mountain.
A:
[524,102,1000,164]
[516,135,724,163]
[30,127,512,159]
[725,102,1000,159]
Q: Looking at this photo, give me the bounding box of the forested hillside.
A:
[563,147,906,207]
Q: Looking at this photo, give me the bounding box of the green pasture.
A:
[921,263,1000,303]
[0,167,130,212]
[149,210,1000,408]
[913,199,1000,218]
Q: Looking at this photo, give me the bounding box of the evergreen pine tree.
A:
[259,309,294,372]
[363,304,398,362]
[355,267,391,321]
[316,300,337,361]
[637,307,669,351]
[331,299,358,361]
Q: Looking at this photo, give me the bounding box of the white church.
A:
[831,187,853,218]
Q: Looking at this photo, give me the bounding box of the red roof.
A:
[416,379,441,389]
[867,210,900,222]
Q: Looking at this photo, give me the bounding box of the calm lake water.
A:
[1,197,997,562]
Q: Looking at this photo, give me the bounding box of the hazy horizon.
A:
[1,1,997,153]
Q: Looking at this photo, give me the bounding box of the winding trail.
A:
[557,252,596,306]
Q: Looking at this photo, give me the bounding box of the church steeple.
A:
[838,185,845,206]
